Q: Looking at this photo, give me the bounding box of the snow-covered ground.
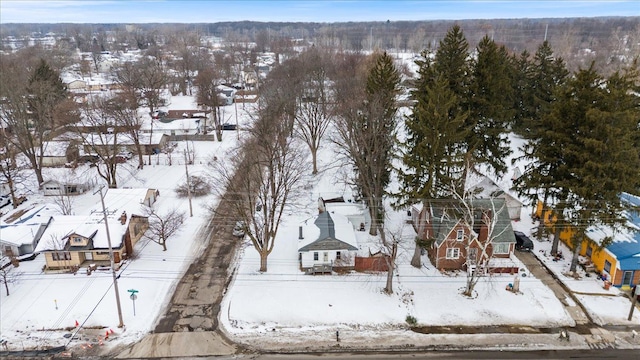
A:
[1,84,639,354]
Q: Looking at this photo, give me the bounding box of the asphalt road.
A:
[138,349,640,360]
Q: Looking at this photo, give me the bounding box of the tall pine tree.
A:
[467,36,515,178]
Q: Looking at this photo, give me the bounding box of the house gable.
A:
[298,212,358,252]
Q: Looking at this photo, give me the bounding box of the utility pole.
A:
[95,186,124,328]
[628,286,638,321]
[234,96,239,140]
[183,149,193,217]
[544,23,549,41]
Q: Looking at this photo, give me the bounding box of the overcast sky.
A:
[1,0,638,23]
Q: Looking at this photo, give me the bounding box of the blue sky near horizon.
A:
[0,1,638,24]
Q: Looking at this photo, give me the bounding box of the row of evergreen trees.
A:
[400,25,640,271]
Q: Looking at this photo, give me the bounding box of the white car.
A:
[0,195,10,208]
[232,221,245,238]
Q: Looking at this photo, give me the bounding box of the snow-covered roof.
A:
[37,141,71,157]
[167,95,198,111]
[141,118,202,132]
[83,132,166,146]
[35,188,152,252]
[0,224,44,246]
[298,211,358,252]
[468,176,522,204]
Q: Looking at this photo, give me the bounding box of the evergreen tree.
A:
[467,36,515,177]
[433,25,470,104]
[510,50,534,134]
[513,42,569,240]
[520,63,639,271]
[523,41,569,137]
[27,58,67,129]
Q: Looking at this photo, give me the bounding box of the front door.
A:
[468,248,478,265]
[323,252,328,262]
[84,252,93,261]
[623,271,633,286]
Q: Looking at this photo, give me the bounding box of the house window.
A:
[493,243,509,254]
[604,260,611,274]
[623,271,633,286]
[456,229,464,241]
[446,248,460,259]
[313,252,318,261]
[72,237,83,244]
[52,251,71,261]
[586,246,593,258]
[336,251,341,260]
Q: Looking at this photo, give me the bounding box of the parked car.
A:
[513,231,534,252]
[232,221,245,238]
[117,151,133,160]
[221,123,237,131]
[0,195,10,208]
[151,110,168,119]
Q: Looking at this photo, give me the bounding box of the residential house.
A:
[82,132,168,156]
[37,141,79,167]
[319,197,368,232]
[536,193,640,289]
[41,179,87,196]
[34,188,158,271]
[0,221,50,258]
[412,198,517,273]
[65,79,87,91]
[298,210,359,274]
[468,176,523,221]
[216,85,236,105]
[142,118,202,138]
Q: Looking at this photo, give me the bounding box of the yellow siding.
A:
[536,201,620,281]
[44,252,83,269]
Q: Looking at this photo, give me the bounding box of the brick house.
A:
[412,198,517,273]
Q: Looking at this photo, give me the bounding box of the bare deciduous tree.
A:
[108,92,146,169]
[0,259,23,296]
[142,207,186,251]
[332,51,401,236]
[78,97,126,188]
[195,66,223,140]
[115,56,168,116]
[293,47,333,175]
[0,131,30,210]
[212,104,308,272]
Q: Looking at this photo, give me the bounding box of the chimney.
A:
[298,226,304,239]
[318,197,325,214]
[120,211,127,225]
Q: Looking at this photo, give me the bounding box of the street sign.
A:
[130,294,137,301]
[127,289,139,294]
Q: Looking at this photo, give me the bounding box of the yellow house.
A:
[35,188,158,271]
[535,196,640,289]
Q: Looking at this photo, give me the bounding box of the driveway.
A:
[513,250,590,325]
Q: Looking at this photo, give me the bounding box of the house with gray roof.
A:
[413,198,517,273]
[298,211,359,274]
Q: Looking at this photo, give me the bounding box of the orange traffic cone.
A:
[75,320,79,327]
[105,330,109,339]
